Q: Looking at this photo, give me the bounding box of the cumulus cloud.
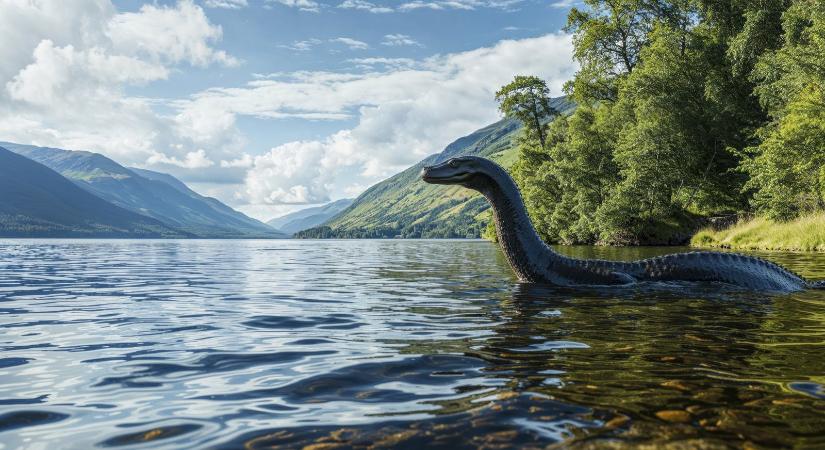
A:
[0,0,576,219]
[199,33,577,208]
[7,40,168,106]
[220,153,254,168]
[148,149,215,168]
[0,0,240,178]
[244,139,338,204]
[107,1,239,67]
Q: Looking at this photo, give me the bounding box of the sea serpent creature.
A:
[421,156,825,292]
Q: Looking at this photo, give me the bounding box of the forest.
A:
[499,0,825,245]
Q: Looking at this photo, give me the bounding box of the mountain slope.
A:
[267,199,354,235]
[0,146,187,238]
[297,96,574,238]
[128,167,287,237]
[1,142,285,238]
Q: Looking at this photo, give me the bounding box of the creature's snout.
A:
[420,166,432,180]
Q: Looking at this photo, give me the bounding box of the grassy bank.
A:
[691,213,825,252]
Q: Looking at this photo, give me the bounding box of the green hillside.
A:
[297,97,574,239]
[0,147,188,238]
[1,142,285,238]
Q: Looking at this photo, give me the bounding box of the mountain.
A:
[0,146,188,238]
[296,96,575,239]
[127,167,288,238]
[1,142,286,238]
[267,199,354,235]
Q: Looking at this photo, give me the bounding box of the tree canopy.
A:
[500,0,823,245]
[495,76,557,148]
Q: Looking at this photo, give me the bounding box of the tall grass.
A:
[691,213,825,252]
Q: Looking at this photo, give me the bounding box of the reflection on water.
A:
[1,239,824,449]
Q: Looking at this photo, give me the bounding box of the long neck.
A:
[475,169,566,282]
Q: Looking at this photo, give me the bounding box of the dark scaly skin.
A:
[421,156,825,292]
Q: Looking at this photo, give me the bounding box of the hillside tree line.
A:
[499,0,824,245]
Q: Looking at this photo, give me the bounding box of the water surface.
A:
[1,239,824,449]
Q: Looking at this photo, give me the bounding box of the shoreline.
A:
[690,213,825,252]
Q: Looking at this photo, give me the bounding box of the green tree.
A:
[501,0,801,245]
[744,1,825,219]
[495,76,557,148]
[596,20,754,243]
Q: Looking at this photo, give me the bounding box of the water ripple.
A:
[1,239,824,449]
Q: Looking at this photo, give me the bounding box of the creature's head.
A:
[420,156,493,188]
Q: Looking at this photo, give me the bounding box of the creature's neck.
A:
[475,171,565,282]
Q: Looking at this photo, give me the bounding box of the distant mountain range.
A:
[297,96,575,238]
[0,146,188,238]
[267,199,354,236]
[0,142,286,239]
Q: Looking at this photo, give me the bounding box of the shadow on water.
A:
[1,240,824,449]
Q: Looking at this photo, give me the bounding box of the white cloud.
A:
[0,0,115,84]
[550,0,579,8]
[107,0,239,67]
[381,34,422,47]
[347,57,418,70]
[244,139,337,204]
[266,0,320,12]
[279,38,323,52]
[399,1,446,10]
[281,37,370,52]
[398,0,521,11]
[338,0,393,13]
[337,0,526,13]
[0,0,240,178]
[220,153,254,168]
[148,149,215,169]
[7,40,168,106]
[204,0,248,9]
[330,37,370,50]
[0,0,576,219]
[216,34,577,208]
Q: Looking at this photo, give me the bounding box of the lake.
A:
[1,239,825,449]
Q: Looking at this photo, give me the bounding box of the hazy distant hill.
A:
[267,199,354,235]
[297,96,575,239]
[1,142,286,238]
[0,146,188,238]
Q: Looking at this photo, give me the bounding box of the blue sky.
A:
[0,0,578,220]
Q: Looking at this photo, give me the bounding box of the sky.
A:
[0,0,579,221]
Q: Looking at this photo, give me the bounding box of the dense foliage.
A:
[743,1,825,220]
[506,0,824,245]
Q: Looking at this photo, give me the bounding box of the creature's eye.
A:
[449,160,460,168]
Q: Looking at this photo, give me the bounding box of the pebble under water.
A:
[1,239,825,449]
